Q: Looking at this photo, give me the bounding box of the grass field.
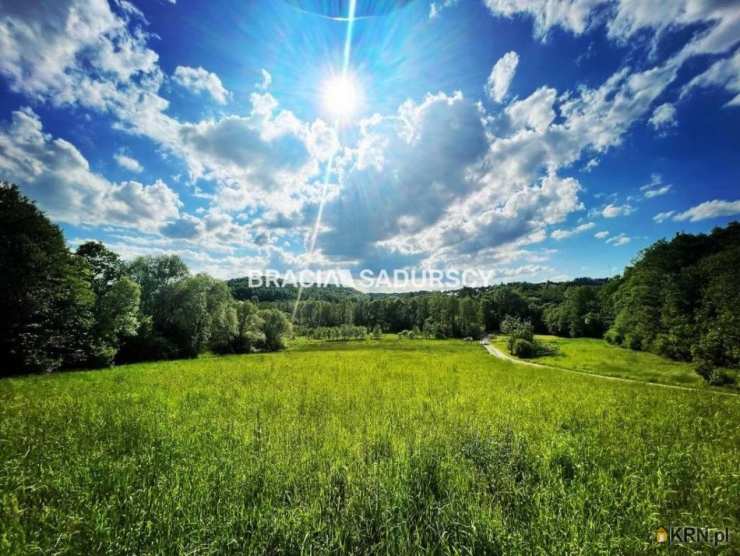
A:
[1,338,738,554]
[491,334,740,391]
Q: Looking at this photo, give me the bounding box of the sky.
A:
[0,0,739,291]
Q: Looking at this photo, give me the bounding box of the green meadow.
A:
[1,338,738,554]
[492,334,740,391]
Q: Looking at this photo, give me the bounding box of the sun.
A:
[322,74,360,119]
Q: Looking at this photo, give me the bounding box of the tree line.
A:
[1,184,291,376]
[233,225,739,384]
[3,182,738,383]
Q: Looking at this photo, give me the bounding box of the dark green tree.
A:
[0,183,95,374]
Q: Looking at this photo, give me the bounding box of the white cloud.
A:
[173,65,230,104]
[653,211,675,223]
[506,86,557,132]
[640,173,672,198]
[174,92,327,214]
[483,1,740,104]
[594,230,610,239]
[257,68,272,90]
[0,0,161,105]
[682,50,740,108]
[429,0,460,19]
[649,103,677,130]
[673,200,740,222]
[606,233,631,246]
[484,0,601,39]
[114,151,143,173]
[601,203,634,218]
[486,51,519,103]
[551,222,595,240]
[0,107,181,231]
[643,185,671,198]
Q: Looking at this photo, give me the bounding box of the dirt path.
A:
[481,338,739,397]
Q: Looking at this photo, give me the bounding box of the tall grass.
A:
[1,338,737,554]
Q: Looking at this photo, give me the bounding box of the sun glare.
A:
[323,75,360,119]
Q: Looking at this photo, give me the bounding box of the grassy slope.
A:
[1,338,738,554]
[492,334,740,391]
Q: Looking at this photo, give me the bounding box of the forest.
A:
[2,182,738,384]
[1,184,291,376]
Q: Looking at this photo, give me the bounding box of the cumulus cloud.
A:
[486,51,519,102]
[594,230,610,239]
[601,203,634,218]
[114,151,143,173]
[0,0,161,106]
[551,222,595,240]
[483,0,600,39]
[0,107,180,231]
[320,91,489,264]
[173,65,230,104]
[175,92,329,215]
[505,86,557,132]
[673,200,740,222]
[649,103,677,130]
[483,1,740,103]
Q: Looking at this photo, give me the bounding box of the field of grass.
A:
[491,334,740,391]
[1,337,738,554]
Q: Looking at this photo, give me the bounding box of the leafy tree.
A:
[0,183,95,374]
[158,274,226,358]
[128,254,189,315]
[76,242,140,366]
[76,241,125,297]
[259,309,292,351]
[87,276,141,366]
[231,300,266,353]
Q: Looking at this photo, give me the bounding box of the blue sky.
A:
[1,0,739,289]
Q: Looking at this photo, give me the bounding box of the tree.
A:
[76,242,140,366]
[0,183,95,374]
[127,254,189,315]
[230,300,265,353]
[76,241,125,297]
[158,274,223,358]
[259,309,292,351]
[87,277,141,366]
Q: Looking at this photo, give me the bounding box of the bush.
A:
[696,362,737,386]
[511,338,536,358]
[708,369,737,386]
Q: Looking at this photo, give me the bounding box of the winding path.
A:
[480,337,739,397]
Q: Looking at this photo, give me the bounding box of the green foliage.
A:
[127,254,189,315]
[76,242,141,367]
[511,338,536,358]
[0,183,95,374]
[226,300,265,354]
[493,334,738,391]
[606,222,740,376]
[75,241,125,297]
[543,285,606,338]
[308,325,368,341]
[258,308,292,351]
[1,339,737,553]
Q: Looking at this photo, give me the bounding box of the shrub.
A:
[511,338,536,358]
